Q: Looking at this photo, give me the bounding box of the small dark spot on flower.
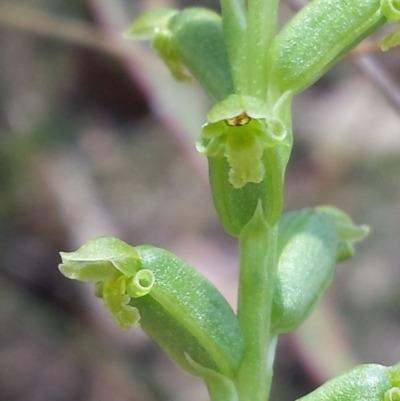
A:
[225,112,251,127]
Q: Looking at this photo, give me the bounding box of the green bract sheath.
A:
[208,147,283,237]
[269,0,389,95]
[59,237,244,380]
[297,364,400,401]
[130,245,244,379]
[271,209,338,334]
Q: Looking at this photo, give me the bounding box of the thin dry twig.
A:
[0,2,391,65]
[0,2,126,58]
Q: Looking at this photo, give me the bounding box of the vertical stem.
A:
[219,0,248,94]
[236,203,278,401]
[206,377,239,401]
[247,0,280,99]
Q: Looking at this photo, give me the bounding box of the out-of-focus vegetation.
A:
[0,1,400,400]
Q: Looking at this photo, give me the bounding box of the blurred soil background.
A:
[0,0,400,400]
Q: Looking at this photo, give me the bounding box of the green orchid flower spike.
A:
[59,1,400,400]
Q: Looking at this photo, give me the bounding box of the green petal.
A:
[225,130,265,188]
[124,8,178,40]
[103,275,141,331]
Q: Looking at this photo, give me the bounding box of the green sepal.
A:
[271,209,338,334]
[296,364,400,401]
[315,205,369,262]
[59,237,142,280]
[59,238,244,380]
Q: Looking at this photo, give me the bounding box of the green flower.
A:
[197,94,287,189]
[59,237,155,330]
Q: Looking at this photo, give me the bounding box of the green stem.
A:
[219,0,247,94]
[236,204,278,401]
[206,377,239,401]
[246,0,279,99]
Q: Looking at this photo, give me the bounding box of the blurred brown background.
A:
[0,1,400,400]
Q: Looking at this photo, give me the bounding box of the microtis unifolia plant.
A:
[59,1,400,400]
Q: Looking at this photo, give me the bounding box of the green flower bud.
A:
[297,363,400,401]
[269,0,397,95]
[59,237,244,380]
[271,209,338,334]
[168,8,234,102]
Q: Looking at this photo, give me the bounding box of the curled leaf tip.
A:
[127,269,155,298]
[381,0,400,21]
[385,387,400,401]
[197,94,287,188]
